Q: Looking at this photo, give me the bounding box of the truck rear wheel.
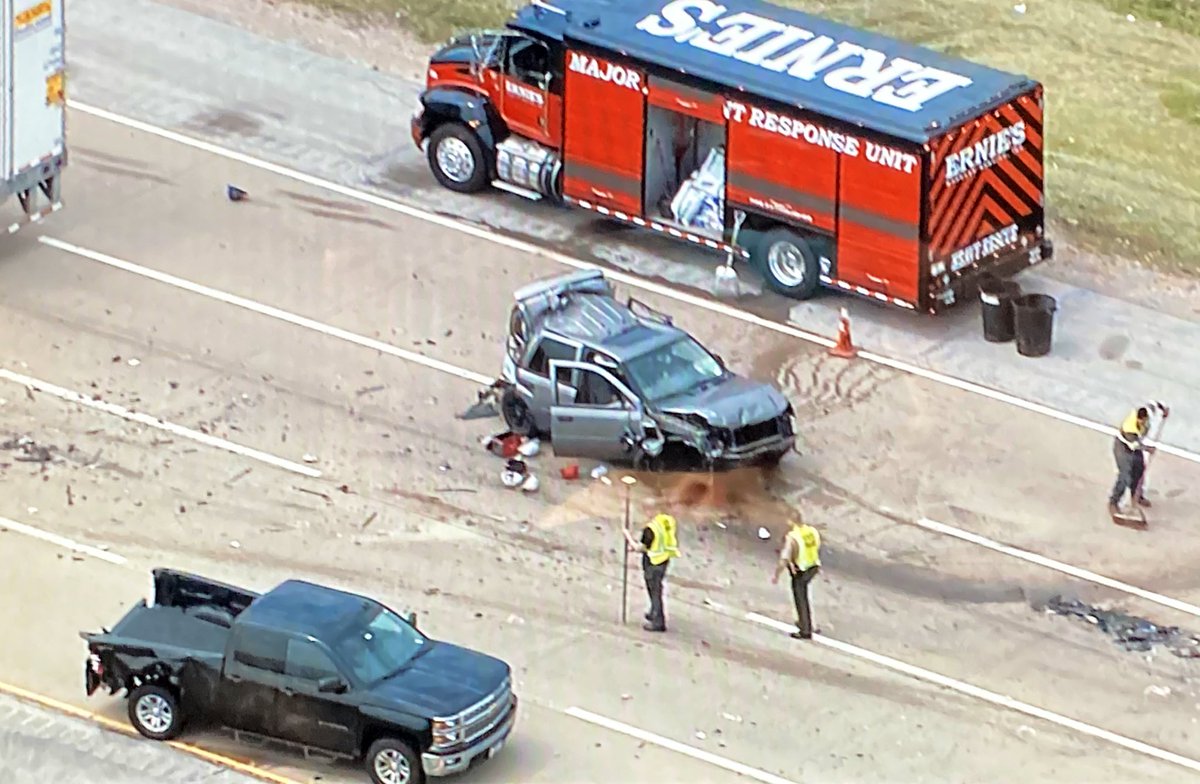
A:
[366,736,423,784]
[427,123,490,194]
[752,228,821,300]
[128,683,185,741]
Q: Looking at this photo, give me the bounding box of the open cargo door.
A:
[561,49,645,216]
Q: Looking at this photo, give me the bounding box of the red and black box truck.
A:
[411,0,1052,313]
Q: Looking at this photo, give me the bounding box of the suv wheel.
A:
[427,123,490,194]
[367,737,423,784]
[128,683,185,741]
[500,388,537,437]
[752,228,821,300]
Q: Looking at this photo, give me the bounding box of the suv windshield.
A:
[625,337,724,402]
[329,605,428,685]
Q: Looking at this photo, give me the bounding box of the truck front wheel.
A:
[128,683,185,741]
[366,737,423,784]
[752,228,821,300]
[427,123,490,194]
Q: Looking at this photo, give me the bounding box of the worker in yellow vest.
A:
[1109,402,1167,515]
[772,517,821,640]
[624,512,679,633]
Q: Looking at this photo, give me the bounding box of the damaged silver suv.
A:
[496,270,795,470]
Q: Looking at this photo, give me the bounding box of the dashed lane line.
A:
[746,612,1200,776]
[916,517,1200,619]
[60,100,1200,467]
[0,516,127,565]
[0,367,322,478]
[36,237,493,388]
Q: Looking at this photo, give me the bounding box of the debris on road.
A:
[361,512,379,530]
[225,467,252,486]
[482,431,523,458]
[227,184,248,201]
[3,435,57,463]
[695,731,707,740]
[127,358,141,367]
[1045,595,1200,657]
[295,486,333,503]
[590,464,609,480]
[1144,685,1172,698]
[757,527,771,540]
[560,464,580,480]
[356,384,385,397]
[457,380,504,421]
[66,485,74,506]
[229,540,241,549]
[1016,724,1036,739]
[721,712,743,723]
[501,459,528,488]
[517,438,540,457]
[302,453,319,463]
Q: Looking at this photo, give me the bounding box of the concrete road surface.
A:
[1,109,1198,783]
[60,0,1200,454]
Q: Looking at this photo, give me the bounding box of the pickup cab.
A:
[81,569,517,784]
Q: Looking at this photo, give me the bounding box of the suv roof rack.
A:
[512,269,612,312]
[626,297,673,326]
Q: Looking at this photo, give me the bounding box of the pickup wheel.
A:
[500,387,537,438]
[751,228,821,300]
[128,683,185,741]
[366,737,423,784]
[427,123,490,194]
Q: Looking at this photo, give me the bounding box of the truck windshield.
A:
[625,337,724,402]
[329,606,428,685]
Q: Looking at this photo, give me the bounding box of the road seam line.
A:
[0,367,321,478]
[36,236,493,387]
[564,706,799,784]
[744,612,1200,774]
[0,516,127,565]
[916,517,1200,618]
[0,681,305,784]
[61,99,1199,466]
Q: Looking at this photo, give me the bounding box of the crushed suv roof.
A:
[540,289,682,356]
[510,0,1037,143]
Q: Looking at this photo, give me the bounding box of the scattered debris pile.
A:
[1045,595,1200,657]
[482,430,540,493]
[1,435,57,463]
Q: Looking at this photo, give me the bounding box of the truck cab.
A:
[82,569,517,784]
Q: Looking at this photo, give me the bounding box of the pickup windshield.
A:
[329,605,428,685]
[625,337,724,402]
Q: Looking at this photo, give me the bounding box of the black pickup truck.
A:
[81,569,517,784]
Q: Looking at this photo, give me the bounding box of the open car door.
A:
[549,360,644,461]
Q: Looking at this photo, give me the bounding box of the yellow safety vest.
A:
[787,525,821,571]
[1117,409,1149,449]
[647,514,680,566]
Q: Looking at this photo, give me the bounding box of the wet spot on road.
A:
[72,146,173,185]
[304,207,394,231]
[279,189,368,214]
[1098,334,1130,360]
[72,160,174,186]
[827,547,1027,604]
[182,109,263,138]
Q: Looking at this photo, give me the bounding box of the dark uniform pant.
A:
[644,560,668,629]
[1110,442,1145,506]
[790,565,819,637]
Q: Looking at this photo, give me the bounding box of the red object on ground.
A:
[560,464,580,480]
[499,434,522,458]
[829,308,859,359]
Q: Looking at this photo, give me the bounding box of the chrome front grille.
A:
[437,676,512,749]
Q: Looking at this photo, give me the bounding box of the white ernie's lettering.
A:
[505,79,545,106]
[944,121,1026,183]
[636,0,974,112]
[949,223,1019,271]
[567,51,642,91]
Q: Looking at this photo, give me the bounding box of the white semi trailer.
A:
[2,0,65,233]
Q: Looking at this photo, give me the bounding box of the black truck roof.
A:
[238,579,379,640]
[510,0,1038,143]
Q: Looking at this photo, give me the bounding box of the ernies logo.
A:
[944,122,1026,184]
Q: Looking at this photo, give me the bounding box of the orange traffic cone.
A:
[829,307,858,359]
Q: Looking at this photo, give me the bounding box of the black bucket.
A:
[1014,293,1057,357]
[979,276,1023,343]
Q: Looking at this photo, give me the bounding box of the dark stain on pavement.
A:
[183,109,263,137]
[305,208,394,231]
[280,190,369,214]
[74,159,173,186]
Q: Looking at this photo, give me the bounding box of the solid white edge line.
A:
[0,516,127,565]
[743,612,1200,774]
[563,706,799,784]
[37,237,494,388]
[916,517,1200,618]
[0,367,322,478]
[69,101,1200,466]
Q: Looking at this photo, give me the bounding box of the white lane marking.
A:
[744,612,1200,774]
[37,237,494,388]
[564,706,799,784]
[65,100,1200,466]
[0,367,322,478]
[916,517,1200,618]
[0,516,127,565]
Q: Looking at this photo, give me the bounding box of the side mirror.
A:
[406,611,419,630]
[317,676,348,694]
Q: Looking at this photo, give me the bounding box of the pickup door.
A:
[219,626,359,755]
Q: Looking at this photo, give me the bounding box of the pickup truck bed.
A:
[108,604,231,656]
